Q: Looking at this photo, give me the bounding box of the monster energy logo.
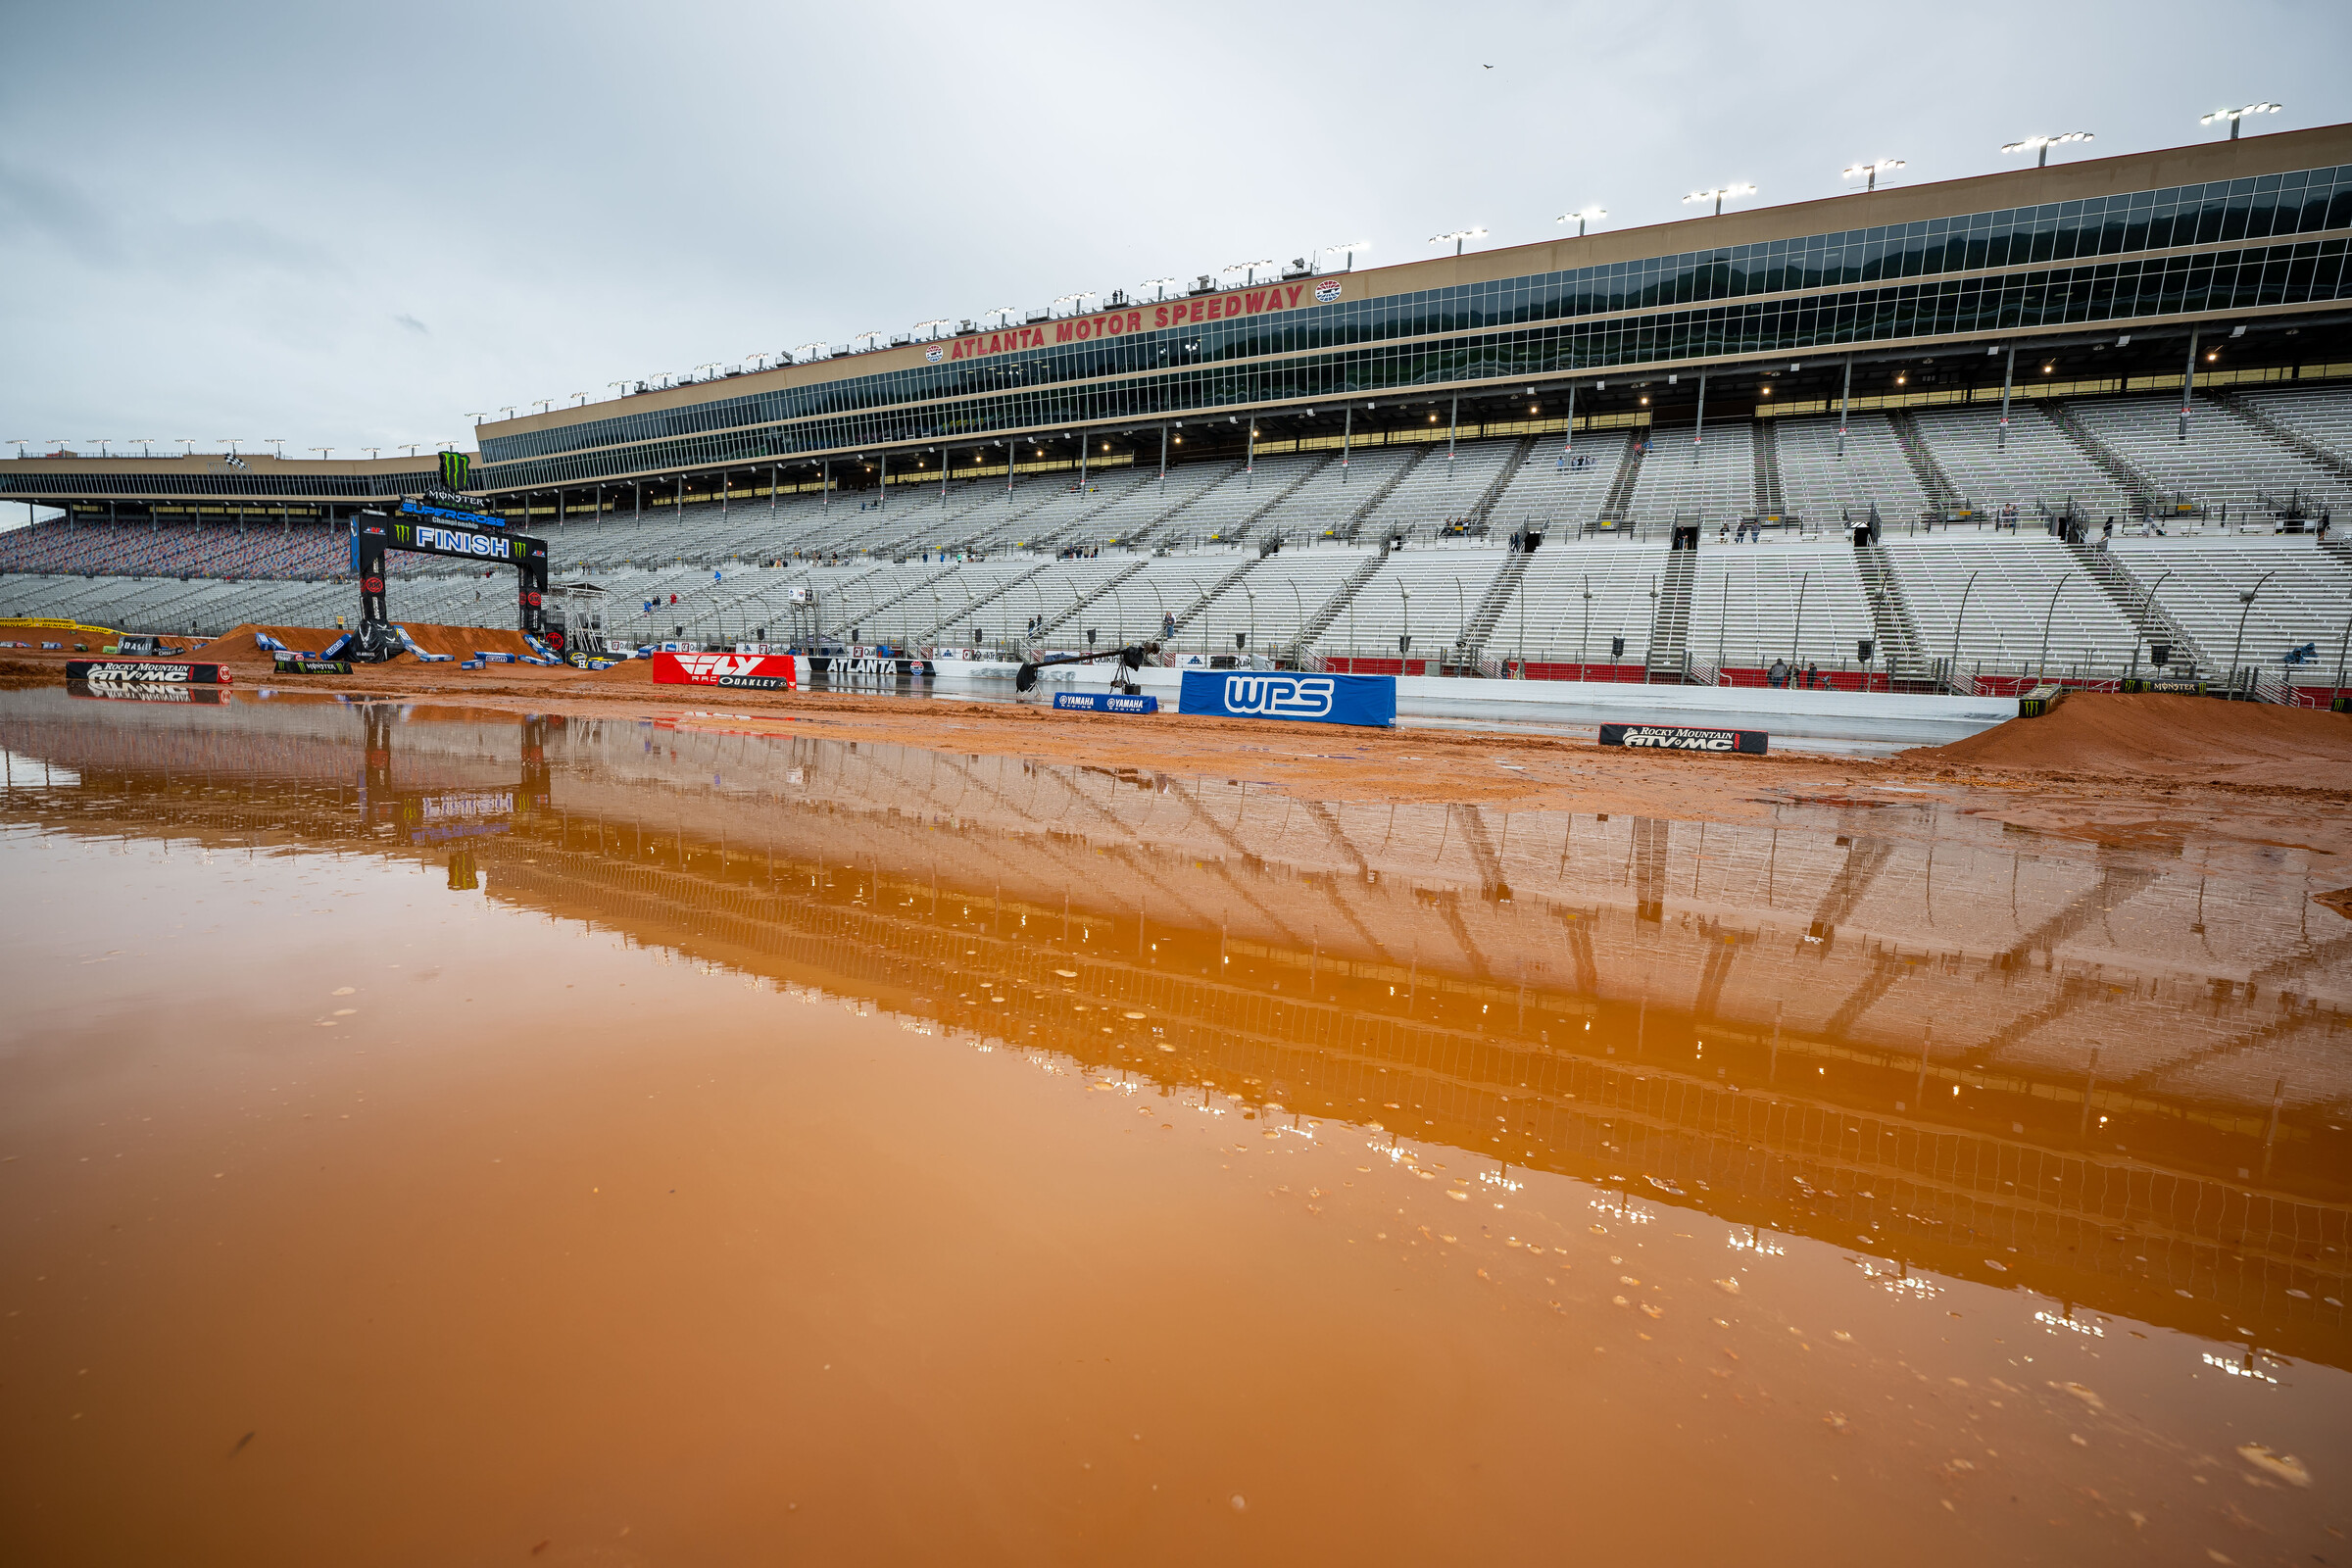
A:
[438,450,470,489]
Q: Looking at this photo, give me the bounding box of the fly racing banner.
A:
[652,651,800,690]
[1053,691,1159,714]
[1597,723,1767,755]
[66,659,231,685]
[1178,669,1396,727]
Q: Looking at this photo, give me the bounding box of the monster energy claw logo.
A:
[438,450,470,490]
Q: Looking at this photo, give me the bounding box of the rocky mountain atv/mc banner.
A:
[66,660,231,685]
[1597,723,1768,755]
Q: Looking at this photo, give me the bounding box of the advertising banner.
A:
[273,658,355,675]
[1178,669,1396,727]
[68,681,227,705]
[1053,691,1160,714]
[802,654,933,681]
[651,651,800,690]
[1597,723,1768,755]
[66,660,231,685]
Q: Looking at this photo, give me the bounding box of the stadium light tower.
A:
[90,438,111,457]
[1555,208,1606,237]
[912,318,951,340]
[8,438,27,458]
[499,407,518,419]
[362,447,380,460]
[1429,228,1486,257]
[570,391,590,405]
[1223,260,1275,286]
[983,305,1018,327]
[2202,102,2280,139]
[1841,159,1904,192]
[1053,293,1088,317]
[1684,184,1755,217]
[1321,241,1371,271]
[400,444,421,457]
[174,438,196,456]
[607,381,631,399]
[264,438,287,458]
[127,436,155,457]
[309,447,333,461]
[2001,132,2092,168]
[465,412,488,424]
[794,342,828,362]
[1142,277,1181,301]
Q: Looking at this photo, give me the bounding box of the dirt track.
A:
[28,629,2352,856]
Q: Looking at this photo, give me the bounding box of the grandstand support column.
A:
[822,460,831,509]
[722,470,730,518]
[1694,373,1708,451]
[1838,356,1852,458]
[2129,568,2173,680]
[634,482,642,524]
[1078,435,1088,494]
[1447,396,1458,466]
[2180,329,2200,442]
[940,452,948,507]
[1562,382,1576,465]
[772,464,779,513]
[877,453,886,513]
[1159,424,1169,487]
[1342,407,1351,478]
[1246,422,1255,488]
[1004,441,1014,502]
[1999,346,2016,451]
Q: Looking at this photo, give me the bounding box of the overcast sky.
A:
[5,0,2348,467]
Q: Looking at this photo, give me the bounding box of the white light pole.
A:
[1555,207,1606,237]
[308,447,333,461]
[1683,185,1755,218]
[1429,228,1486,257]
[1224,260,1275,287]
[1142,277,1181,302]
[1321,241,1370,271]
[794,342,828,363]
[2202,103,2281,139]
[2002,132,2092,169]
[607,381,631,399]
[912,318,951,340]
[983,306,1018,329]
[531,399,553,414]
[1840,159,1905,193]
[127,437,154,457]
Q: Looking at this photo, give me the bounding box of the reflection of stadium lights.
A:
[1840,159,1905,192]
[2201,102,2280,139]
[2002,131,2092,167]
[1555,207,1607,236]
[1684,184,1754,216]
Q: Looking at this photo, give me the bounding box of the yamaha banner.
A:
[1053,691,1159,714]
[1178,669,1396,727]
[1597,723,1767,755]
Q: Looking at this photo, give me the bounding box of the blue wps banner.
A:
[1053,691,1159,714]
[1178,669,1396,727]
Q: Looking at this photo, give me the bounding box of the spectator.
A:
[1768,657,1789,689]
[1806,661,1822,689]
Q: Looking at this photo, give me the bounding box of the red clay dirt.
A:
[194,622,539,662]
[1904,691,2352,790]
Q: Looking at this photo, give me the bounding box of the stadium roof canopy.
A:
[9,122,2352,523]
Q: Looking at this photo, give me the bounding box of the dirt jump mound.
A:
[1907,692,2352,789]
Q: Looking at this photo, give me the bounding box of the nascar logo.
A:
[1314,281,1343,303]
[1222,673,1334,717]
[925,347,945,362]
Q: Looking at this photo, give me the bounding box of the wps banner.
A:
[1598,723,1768,755]
[1178,669,1396,727]
[652,651,800,690]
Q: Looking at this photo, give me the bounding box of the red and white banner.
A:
[652,651,801,690]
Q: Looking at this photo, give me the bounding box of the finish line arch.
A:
[349,499,549,662]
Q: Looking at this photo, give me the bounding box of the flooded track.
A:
[0,688,2344,1565]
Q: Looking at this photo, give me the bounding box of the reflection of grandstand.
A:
[2,694,2342,1363]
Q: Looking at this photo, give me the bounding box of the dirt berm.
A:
[1905,692,2352,789]
[195,623,539,662]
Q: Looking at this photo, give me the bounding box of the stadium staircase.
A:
[1122,460,1247,548]
[1751,420,1787,517]
[1458,548,1533,662]
[911,558,1058,644]
[1343,445,1429,537]
[822,560,962,640]
[1223,451,1337,546]
[1851,541,1935,685]
[1032,556,1152,641]
[1597,436,1645,527]
[1886,410,1960,513]
[2207,388,2352,484]
[2046,400,2158,514]
[1642,547,1698,682]
[1167,554,1264,640]
[2064,542,2210,672]
[1285,544,1391,662]
[1468,437,1539,532]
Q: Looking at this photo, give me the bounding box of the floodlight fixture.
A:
[309,447,333,460]
[1224,259,1276,285]
[1555,207,1607,236]
[911,318,951,339]
[794,342,829,361]
[1321,241,1371,273]
[1429,228,1487,256]
[1840,159,1905,192]
[607,381,631,398]
[1142,277,1182,301]
[2202,102,2281,139]
[263,438,288,457]
[1684,184,1755,217]
[983,305,1019,326]
[465,412,489,424]
[2001,132,2092,167]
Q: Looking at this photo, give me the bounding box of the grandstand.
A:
[8,121,2352,698]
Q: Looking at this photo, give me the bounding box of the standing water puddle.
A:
[0,688,2344,1565]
